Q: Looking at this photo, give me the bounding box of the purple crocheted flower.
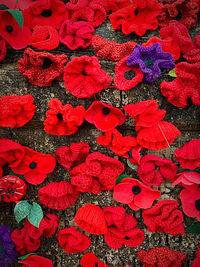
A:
[0,225,18,266]
[126,43,175,83]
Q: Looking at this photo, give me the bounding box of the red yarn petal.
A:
[180,187,200,219]
[134,187,161,209]
[39,213,60,237]
[18,255,53,267]
[80,252,109,267]
[0,37,7,62]
[113,182,134,204]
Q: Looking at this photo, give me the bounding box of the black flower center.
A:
[29,162,37,169]
[174,10,182,21]
[41,9,52,17]
[124,235,130,240]
[41,58,52,69]
[94,263,98,267]
[6,25,13,33]
[102,107,110,115]
[145,59,154,68]
[132,185,141,195]
[134,9,139,16]
[0,244,3,253]
[124,70,135,80]
[0,4,8,10]
[57,113,63,120]
[128,150,133,158]
[7,188,15,194]
[195,199,200,211]
[82,70,87,76]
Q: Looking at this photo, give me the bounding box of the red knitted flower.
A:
[92,35,137,62]
[64,56,111,98]
[11,146,56,185]
[39,213,60,237]
[57,227,91,253]
[18,255,53,267]
[80,252,109,267]
[172,171,200,187]
[0,95,36,128]
[85,101,126,132]
[113,177,161,210]
[59,20,94,50]
[192,248,200,267]
[44,98,85,136]
[18,48,68,87]
[55,142,90,170]
[38,181,80,210]
[184,35,200,63]
[114,56,144,91]
[98,0,131,12]
[0,37,6,62]
[137,247,186,267]
[109,0,162,36]
[103,206,144,249]
[0,167,2,177]
[137,155,177,186]
[142,200,185,236]
[70,152,125,194]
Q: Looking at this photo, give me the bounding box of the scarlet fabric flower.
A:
[0,175,27,203]
[92,35,137,62]
[55,142,90,170]
[0,167,2,177]
[184,35,200,63]
[0,36,6,62]
[64,56,111,98]
[137,155,177,186]
[39,213,60,237]
[11,146,56,185]
[109,0,162,36]
[38,181,80,210]
[85,101,126,132]
[18,255,53,267]
[113,177,161,211]
[57,227,91,253]
[192,248,200,267]
[172,172,200,187]
[137,247,186,267]
[114,56,144,91]
[103,206,144,249]
[70,152,125,194]
[0,94,36,128]
[142,200,185,236]
[80,252,109,267]
[98,0,131,12]
[44,98,85,136]
[29,25,59,50]
[18,48,68,87]
[59,20,94,50]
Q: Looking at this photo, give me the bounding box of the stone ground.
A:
[0,16,200,267]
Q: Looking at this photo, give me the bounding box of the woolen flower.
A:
[0,36,6,62]
[18,255,53,267]
[192,248,200,267]
[39,213,60,237]
[184,35,200,63]
[80,252,109,267]
[172,171,200,187]
[98,0,131,12]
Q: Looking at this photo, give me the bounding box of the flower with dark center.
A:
[124,70,135,80]
[41,57,52,69]
[41,9,52,17]
[102,107,110,115]
[145,59,154,68]
[29,162,37,169]
[132,185,141,195]
[134,9,139,16]
[56,113,63,120]
[6,25,13,33]
[195,199,200,211]
[124,235,130,240]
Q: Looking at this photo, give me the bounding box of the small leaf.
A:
[14,200,32,223]
[9,170,25,180]
[116,174,131,184]
[28,202,43,228]
[168,68,177,77]
[127,159,138,171]
[7,9,24,28]
[18,253,37,260]
[186,222,200,234]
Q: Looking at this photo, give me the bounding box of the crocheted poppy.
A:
[18,48,68,87]
[11,146,56,185]
[142,200,185,236]
[0,167,2,178]
[44,98,85,136]
[70,152,124,194]
[113,177,161,211]
[137,155,177,186]
[103,206,144,249]
[114,56,144,91]
[0,175,27,203]
[126,43,175,83]
[59,20,94,50]
[0,37,6,62]
[38,181,80,210]
[0,94,36,128]
[39,213,60,237]
[80,252,109,267]
[57,227,91,253]
[64,56,111,98]
[30,25,59,50]
[55,142,90,170]
[109,0,162,36]
[92,35,137,62]
[18,255,53,267]
[85,101,126,132]
[192,248,200,267]
[172,171,200,187]
[137,247,186,267]
[184,35,200,63]
[75,204,108,234]
[0,225,18,267]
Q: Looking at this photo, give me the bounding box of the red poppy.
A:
[66,0,87,10]
[172,171,200,187]
[98,0,131,12]
[64,56,111,98]
[184,35,200,63]
[11,146,56,185]
[44,98,85,136]
[18,255,53,267]
[39,213,60,237]
[192,248,200,267]
[113,177,161,210]
[0,37,6,62]
[57,227,91,253]
[18,48,68,87]
[0,167,2,177]
[55,142,90,170]
[38,181,80,210]
[80,252,109,267]
[85,101,126,132]
[0,94,36,128]
[92,35,137,62]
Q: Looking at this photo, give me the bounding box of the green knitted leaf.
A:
[28,202,43,228]
[18,253,37,260]
[9,170,25,180]
[14,200,32,223]
[186,223,200,234]
[168,68,177,77]
[116,174,130,184]
[7,9,24,28]
[127,159,138,171]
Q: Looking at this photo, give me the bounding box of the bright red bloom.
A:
[0,167,2,177]
[142,200,185,236]
[64,56,111,98]
[70,152,125,194]
[18,48,68,87]
[98,0,131,12]
[85,101,126,132]
[172,171,200,187]
[18,255,53,267]
[80,252,109,267]
[11,146,56,185]
[0,0,46,10]
[113,177,161,211]
[0,94,36,128]
[39,213,60,237]
[192,248,200,267]
[184,35,200,63]
[0,37,6,62]
[57,227,91,253]
[44,98,85,136]
[55,142,90,170]
[137,155,177,186]
[109,0,162,36]
[38,181,80,210]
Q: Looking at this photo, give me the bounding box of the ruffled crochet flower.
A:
[126,43,175,83]
[0,37,6,62]
[184,35,200,63]
[85,101,126,132]
[39,213,60,237]
[99,0,131,12]
[18,48,68,87]
[64,56,111,98]
[113,177,161,210]
[18,255,53,267]
[44,98,85,136]
[172,171,200,187]
[80,252,109,267]
[59,20,94,50]
[0,94,36,128]
[192,248,200,267]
